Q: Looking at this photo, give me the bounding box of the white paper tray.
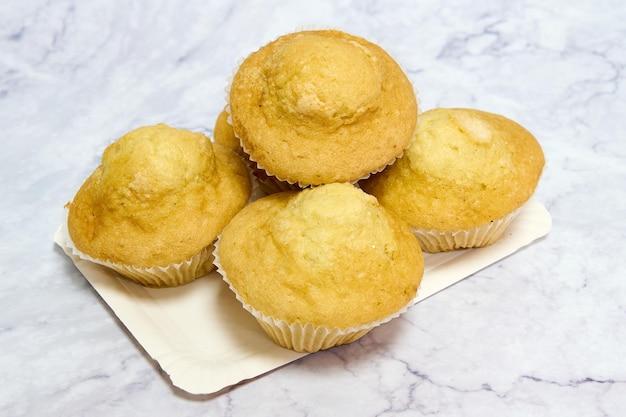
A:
[54,199,551,395]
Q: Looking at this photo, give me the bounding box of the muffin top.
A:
[67,123,251,267]
[213,108,242,155]
[217,183,424,329]
[361,108,545,231]
[229,29,417,186]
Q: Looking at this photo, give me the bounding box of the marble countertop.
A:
[2,0,625,416]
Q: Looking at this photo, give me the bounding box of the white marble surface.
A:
[1,0,625,415]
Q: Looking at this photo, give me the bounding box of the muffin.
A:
[214,183,424,352]
[66,123,252,287]
[361,108,545,252]
[213,107,298,195]
[213,107,242,155]
[228,29,418,187]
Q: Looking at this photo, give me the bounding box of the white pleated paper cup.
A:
[97,246,214,288]
[246,306,408,353]
[411,207,522,253]
[213,238,413,353]
[253,316,375,352]
[246,160,304,194]
[61,214,215,287]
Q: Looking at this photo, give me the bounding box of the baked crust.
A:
[67,123,251,267]
[362,108,545,231]
[217,183,423,329]
[229,30,417,186]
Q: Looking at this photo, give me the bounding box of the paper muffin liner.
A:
[61,211,214,287]
[411,206,523,253]
[245,158,304,194]
[212,237,414,353]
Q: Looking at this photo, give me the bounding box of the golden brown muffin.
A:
[215,183,423,352]
[213,107,299,195]
[228,29,418,186]
[361,108,545,252]
[67,123,252,287]
[213,108,242,155]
